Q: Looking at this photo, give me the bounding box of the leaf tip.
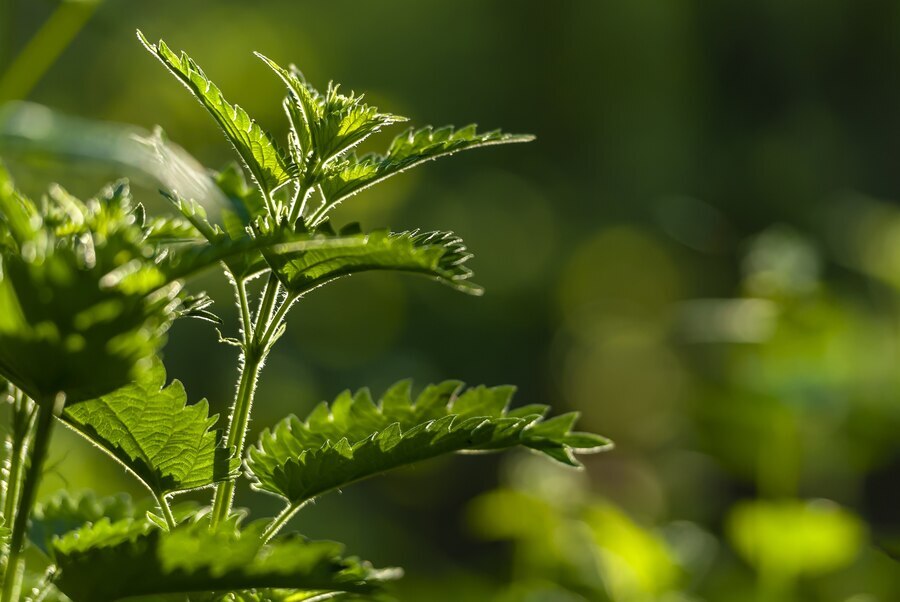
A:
[135,29,154,51]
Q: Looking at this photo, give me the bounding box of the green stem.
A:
[258,292,298,351]
[2,392,36,529]
[210,273,280,527]
[155,492,177,530]
[306,200,329,228]
[230,271,254,345]
[289,181,315,224]
[253,273,281,337]
[210,270,293,527]
[209,348,264,528]
[1,393,64,602]
[234,279,253,345]
[261,501,307,543]
[0,0,101,102]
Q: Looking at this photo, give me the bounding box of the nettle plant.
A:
[0,32,612,602]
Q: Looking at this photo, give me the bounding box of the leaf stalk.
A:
[261,501,307,543]
[155,492,177,531]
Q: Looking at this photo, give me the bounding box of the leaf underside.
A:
[51,519,397,602]
[247,381,611,506]
[268,226,481,295]
[61,360,240,497]
[320,124,534,210]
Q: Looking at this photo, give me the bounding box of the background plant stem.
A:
[1,393,63,602]
[1,391,36,532]
[0,0,101,102]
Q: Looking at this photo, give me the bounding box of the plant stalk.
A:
[155,492,177,530]
[1,393,64,602]
[210,272,286,527]
[235,275,253,346]
[258,292,298,349]
[2,391,36,530]
[289,181,315,223]
[261,501,307,543]
[210,347,264,528]
[212,269,298,528]
[212,190,308,526]
[0,0,101,102]
[253,273,281,337]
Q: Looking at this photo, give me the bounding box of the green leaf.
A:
[256,54,406,167]
[103,197,366,293]
[0,163,39,244]
[29,491,153,554]
[141,211,203,245]
[61,360,239,497]
[268,227,482,295]
[247,381,611,506]
[138,32,292,203]
[315,125,534,217]
[0,172,183,403]
[215,163,268,229]
[51,519,398,602]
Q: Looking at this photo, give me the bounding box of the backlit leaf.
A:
[247,381,611,506]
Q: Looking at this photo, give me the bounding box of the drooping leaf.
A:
[138,32,292,203]
[315,125,534,217]
[51,519,398,602]
[267,227,482,296]
[61,360,240,497]
[247,381,611,506]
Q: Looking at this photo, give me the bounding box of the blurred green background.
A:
[3,1,900,600]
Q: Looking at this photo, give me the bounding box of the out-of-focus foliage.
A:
[727,499,865,580]
[467,455,889,602]
[2,0,900,600]
[0,167,183,403]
